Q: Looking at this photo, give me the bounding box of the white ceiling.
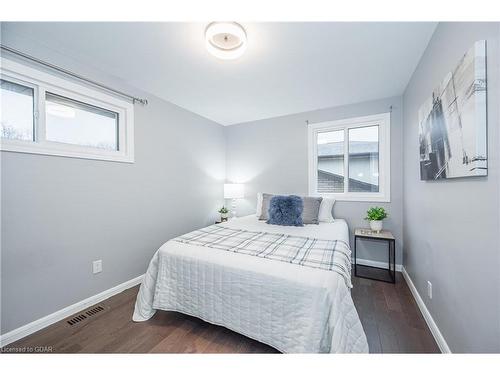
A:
[1,22,436,125]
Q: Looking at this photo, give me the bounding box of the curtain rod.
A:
[0,44,148,105]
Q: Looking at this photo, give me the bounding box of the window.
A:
[1,79,35,141]
[45,93,119,150]
[308,113,390,202]
[317,129,345,193]
[0,59,134,163]
[348,125,379,193]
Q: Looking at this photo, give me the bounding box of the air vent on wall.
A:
[66,305,105,326]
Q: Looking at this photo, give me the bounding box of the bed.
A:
[133,215,368,353]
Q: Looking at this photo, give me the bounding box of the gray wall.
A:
[225,96,403,265]
[402,22,500,352]
[0,32,226,334]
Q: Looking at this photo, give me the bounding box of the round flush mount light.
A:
[205,22,247,60]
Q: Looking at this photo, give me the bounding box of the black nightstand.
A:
[354,228,396,283]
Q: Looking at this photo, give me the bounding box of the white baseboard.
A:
[0,274,144,348]
[402,267,451,353]
[355,258,402,272]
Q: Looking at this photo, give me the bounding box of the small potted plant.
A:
[218,206,229,222]
[365,207,388,233]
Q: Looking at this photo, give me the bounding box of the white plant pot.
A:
[369,220,383,233]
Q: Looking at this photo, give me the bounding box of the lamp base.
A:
[231,198,237,219]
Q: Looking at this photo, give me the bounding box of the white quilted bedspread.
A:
[133,216,368,353]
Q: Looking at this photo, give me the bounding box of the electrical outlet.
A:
[427,281,432,299]
[93,260,102,274]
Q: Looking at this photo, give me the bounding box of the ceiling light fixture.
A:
[205,22,247,60]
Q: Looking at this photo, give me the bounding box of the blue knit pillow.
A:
[266,195,304,227]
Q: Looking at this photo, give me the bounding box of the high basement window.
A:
[308,112,391,202]
[0,59,134,163]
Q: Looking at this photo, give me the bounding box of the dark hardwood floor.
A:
[3,272,439,353]
[351,271,439,353]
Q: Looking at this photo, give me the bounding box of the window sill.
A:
[0,140,134,163]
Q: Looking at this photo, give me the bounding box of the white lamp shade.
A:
[224,183,244,199]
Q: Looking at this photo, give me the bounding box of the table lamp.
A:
[224,183,244,219]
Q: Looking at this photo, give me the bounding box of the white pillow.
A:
[318,197,335,222]
[255,192,263,217]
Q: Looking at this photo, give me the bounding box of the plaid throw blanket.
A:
[173,225,352,288]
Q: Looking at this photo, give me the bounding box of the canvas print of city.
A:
[418,40,487,180]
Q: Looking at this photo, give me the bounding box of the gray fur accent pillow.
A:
[258,193,274,220]
[301,196,323,224]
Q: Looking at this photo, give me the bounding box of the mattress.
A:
[133,215,368,353]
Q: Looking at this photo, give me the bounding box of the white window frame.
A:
[0,58,134,163]
[308,112,391,202]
